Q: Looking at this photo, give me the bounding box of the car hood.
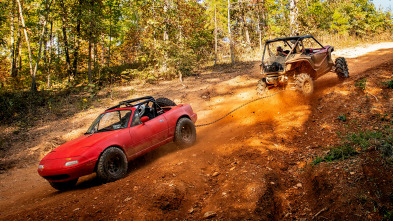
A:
[42,130,122,160]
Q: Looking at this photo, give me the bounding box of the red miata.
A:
[38,96,197,190]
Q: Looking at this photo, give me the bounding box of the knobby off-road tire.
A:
[49,178,78,191]
[174,118,196,147]
[335,57,349,79]
[295,73,314,96]
[156,97,176,107]
[257,79,269,97]
[96,147,128,183]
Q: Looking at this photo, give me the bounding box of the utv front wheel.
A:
[174,118,196,147]
[295,73,314,96]
[96,147,128,183]
[335,57,349,79]
[49,178,78,191]
[257,79,269,97]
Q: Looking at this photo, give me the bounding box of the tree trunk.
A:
[72,0,82,76]
[16,0,35,91]
[47,16,53,88]
[257,13,262,52]
[10,0,16,78]
[228,0,235,65]
[101,34,105,67]
[108,4,112,67]
[289,0,298,36]
[94,42,97,74]
[15,19,22,77]
[18,0,52,92]
[88,0,94,84]
[32,0,52,90]
[88,36,92,84]
[162,0,169,72]
[59,0,71,80]
[241,5,250,46]
[214,3,218,65]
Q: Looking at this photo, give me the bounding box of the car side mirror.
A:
[141,116,149,124]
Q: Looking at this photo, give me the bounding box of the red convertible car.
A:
[38,96,197,190]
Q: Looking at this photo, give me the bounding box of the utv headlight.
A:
[38,165,44,170]
[65,160,79,167]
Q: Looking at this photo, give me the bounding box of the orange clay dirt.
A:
[1,47,393,220]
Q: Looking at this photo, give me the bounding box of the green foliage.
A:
[383,210,393,221]
[383,79,393,89]
[311,146,358,165]
[312,127,393,165]
[0,90,55,126]
[345,130,384,149]
[0,0,392,92]
[331,8,350,34]
[80,98,89,110]
[355,78,367,91]
[337,114,347,122]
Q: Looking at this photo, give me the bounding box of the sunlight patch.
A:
[63,128,85,140]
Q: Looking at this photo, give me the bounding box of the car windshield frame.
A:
[85,109,133,134]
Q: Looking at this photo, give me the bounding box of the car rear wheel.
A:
[295,73,314,96]
[257,79,269,97]
[49,178,78,191]
[335,57,349,79]
[96,147,128,183]
[156,97,176,107]
[174,118,196,147]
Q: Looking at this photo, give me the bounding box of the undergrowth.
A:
[382,79,393,89]
[355,78,367,91]
[312,127,393,165]
[311,146,358,165]
[0,84,104,127]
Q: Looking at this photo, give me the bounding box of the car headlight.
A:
[65,160,79,167]
[38,165,44,170]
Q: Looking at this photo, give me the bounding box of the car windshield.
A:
[262,40,295,73]
[86,109,132,134]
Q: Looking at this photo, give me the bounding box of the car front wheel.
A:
[174,118,196,147]
[96,147,128,183]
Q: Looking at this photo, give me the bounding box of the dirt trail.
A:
[1,46,393,220]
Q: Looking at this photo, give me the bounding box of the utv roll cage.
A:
[261,35,325,72]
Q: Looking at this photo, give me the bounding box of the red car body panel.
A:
[38,103,197,183]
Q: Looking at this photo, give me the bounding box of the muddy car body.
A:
[38,96,197,190]
[258,35,349,96]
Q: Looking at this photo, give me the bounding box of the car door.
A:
[145,114,169,144]
[127,111,169,157]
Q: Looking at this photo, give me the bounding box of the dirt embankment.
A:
[1,45,393,220]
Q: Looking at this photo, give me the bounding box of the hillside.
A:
[1,44,393,220]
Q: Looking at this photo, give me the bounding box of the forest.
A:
[0,0,392,123]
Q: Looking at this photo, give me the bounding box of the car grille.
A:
[43,174,70,180]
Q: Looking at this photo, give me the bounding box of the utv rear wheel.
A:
[156,97,176,107]
[257,79,269,97]
[335,57,349,79]
[96,147,128,183]
[174,118,196,147]
[49,178,78,191]
[295,73,314,96]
